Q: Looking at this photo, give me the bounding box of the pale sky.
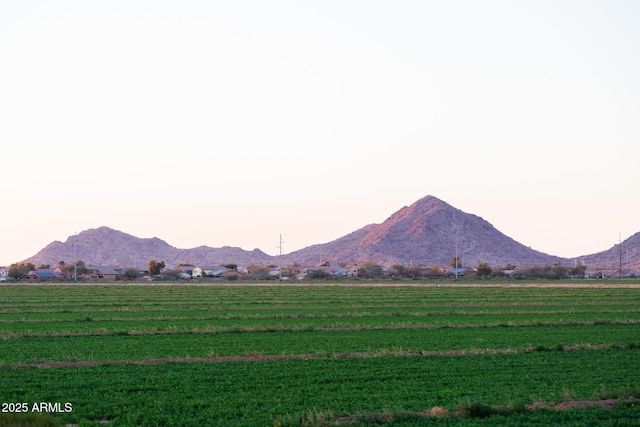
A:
[1,0,639,266]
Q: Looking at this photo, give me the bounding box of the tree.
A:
[245,265,272,280]
[476,262,492,278]
[392,264,411,279]
[8,263,35,281]
[256,269,273,281]
[569,264,587,278]
[550,264,568,280]
[451,257,462,269]
[148,260,166,276]
[223,263,238,271]
[308,269,330,280]
[415,266,442,279]
[62,260,89,278]
[162,270,182,280]
[359,262,384,279]
[512,264,571,280]
[124,268,139,281]
[491,269,506,278]
[409,265,427,278]
[280,267,296,279]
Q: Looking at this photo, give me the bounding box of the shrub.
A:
[0,413,62,427]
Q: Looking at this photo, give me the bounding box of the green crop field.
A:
[1,284,640,426]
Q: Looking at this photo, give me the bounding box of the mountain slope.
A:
[21,196,638,270]
[580,232,640,271]
[24,227,273,269]
[284,196,567,267]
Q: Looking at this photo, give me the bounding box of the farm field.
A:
[1,283,640,426]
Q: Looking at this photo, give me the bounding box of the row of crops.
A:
[1,284,640,426]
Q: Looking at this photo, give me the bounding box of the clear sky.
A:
[1,0,639,266]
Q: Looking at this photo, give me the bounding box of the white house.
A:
[347,265,360,277]
[193,267,229,278]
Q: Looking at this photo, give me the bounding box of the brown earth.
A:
[333,399,640,424]
[13,345,636,370]
[9,349,517,370]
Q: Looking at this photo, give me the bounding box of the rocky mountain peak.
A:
[20,196,640,270]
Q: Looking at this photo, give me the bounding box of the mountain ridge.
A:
[282,195,567,267]
[21,195,640,270]
[25,226,273,269]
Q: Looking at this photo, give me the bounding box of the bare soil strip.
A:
[333,398,640,424]
[8,301,638,315]
[3,318,640,339]
[7,349,515,369]
[10,345,632,370]
[3,319,639,339]
[4,308,640,323]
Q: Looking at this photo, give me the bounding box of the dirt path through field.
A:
[5,348,517,369]
[10,344,631,370]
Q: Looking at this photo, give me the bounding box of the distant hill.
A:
[282,195,567,267]
[580,232,640,271]
[21,195,640,270]
[24,227,273,269]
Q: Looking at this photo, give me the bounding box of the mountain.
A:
[21,195,639,270]
[282,196,567,267]
[24,227,273,269]
[580,232,640,271]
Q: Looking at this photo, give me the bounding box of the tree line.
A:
[6,261,91,281]
[4,259,595,282]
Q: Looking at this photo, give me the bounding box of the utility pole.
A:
[455,234,459,281]
[619,233,622,279]
[74,232,77,283]
[450,217,462,281]
[278,234,284,280]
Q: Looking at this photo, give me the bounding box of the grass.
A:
[1,284,639,426]
[0,413,63,427]
[2,324,640,365]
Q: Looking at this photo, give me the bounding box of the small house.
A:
[25,269,57,280]
[87,265,122,281]
[347,265,360,277]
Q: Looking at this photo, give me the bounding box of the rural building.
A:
[347,265,359,277]
[195,266,229,277]
[292,265,349,280]
[87,265,122,281]
[448,268,466,277]
[52,265,66,277]
[25,269,58,280]
[176,265,195,277]
[211,268,230,277]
